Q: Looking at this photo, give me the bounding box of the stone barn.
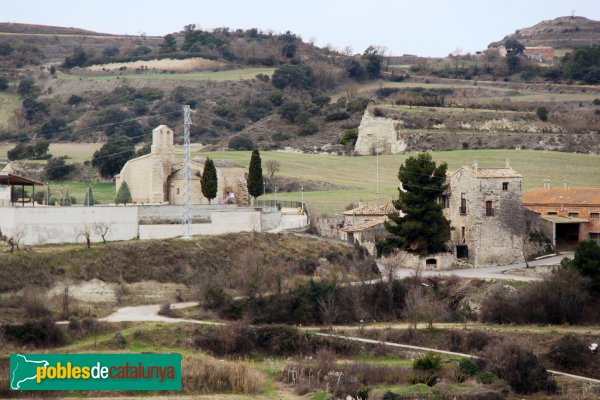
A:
[115,125,249,205]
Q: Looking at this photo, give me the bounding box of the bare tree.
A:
[77,224,93,249]
[265,160,281,180]
[404,285,446,329]
[235,248,267,300]
[318,292,337,329]
[6,225,26,253]
[93,222,110,244]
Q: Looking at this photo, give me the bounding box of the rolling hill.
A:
[488,16,600,53]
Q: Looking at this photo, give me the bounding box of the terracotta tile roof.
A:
[449,166,522,179]
[341,216,388,233]
[343,203,398,216]
[541,215,589,224]
[523,188,600,206]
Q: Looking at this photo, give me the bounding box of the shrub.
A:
[298,121,319,136]
[158,303,174,317]
[536,106,548,121]
[46,157,73,181]
[475,371,496,384]
[115,181,132,204]
[340,128,358,146]
[271,64,314,90]
[458,357,478,376]
[346,97,369,113]
[325,111,350,121]
[67,94,84,105]
[228,136,254,150]
[372,107,385,117]
[564,239,600,293]
[483,340,556,394]
[464,330,492,352]
[182,357,264,394]
[0,76,8,91]
[546,334,593,369]
[279,101,302,123]
[593,98,600,106]
[2,318,66,347]
[412,352,442,372]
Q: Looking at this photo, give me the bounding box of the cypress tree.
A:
[247,149,264,204]
[201,158,218,204]
[115,181,132,204]
[84,184,95,206]
[377,153,451,256]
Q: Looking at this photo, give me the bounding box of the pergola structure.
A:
[0,173,44,207]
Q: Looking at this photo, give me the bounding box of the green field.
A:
[31,182,115,205]
[196,150,600,215]
[57,67,275,82]
[0,90,19,129]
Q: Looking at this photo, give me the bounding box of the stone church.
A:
[115,125,249,205]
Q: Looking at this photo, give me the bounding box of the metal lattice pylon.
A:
[182,105,192,239]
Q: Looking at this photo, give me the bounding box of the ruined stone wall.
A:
[354,110,407,155]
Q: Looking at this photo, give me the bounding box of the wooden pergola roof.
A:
[0,173,44,186]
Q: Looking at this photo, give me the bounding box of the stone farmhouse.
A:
[497,45,554,62]
[341,203,400,254]
[441,162,525,267]
[116,125,249,205]
[523,187,600,249]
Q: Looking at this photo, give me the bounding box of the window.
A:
[547,211,557,216]
[590,232,600,245]
[461,226,466,243]
[502,182,509,191]
[460,194,467,214]
[485,201,494,216]
[590,212,599,219]
[425,258,437,268]
[439,195,449,209]
[456,244,469,259]
[568,212,579,218]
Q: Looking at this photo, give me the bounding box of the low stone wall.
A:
[380,250,457,270]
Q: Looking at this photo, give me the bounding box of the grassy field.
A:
[0,90,19,129]
[478,92,600,103]
[197,150,600,215]
[57,67,275,82]
[4,145,600,213]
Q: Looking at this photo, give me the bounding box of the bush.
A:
[46,157,74,180]
[458,357,478,376]
[182,357,264,394]
[271,64,314,90]
[158,303,174,317]
[67,94,84,105]
[372,107,385,117]
[325,111,350,121]
[2,318,66,347]
[298,121,318,136]
[0,76,8,91]
[546,334,593,369]
[412,352,442,372]
[115,181,132,204]
[564,239,600,293]
[92,134,136,178]
[228,136,254,150]
[278,101,302,123]
[340,128,358,146]
[346,97,369,114]
[484,340,555,394]
[475,371,496,384]
[536,106,548,121]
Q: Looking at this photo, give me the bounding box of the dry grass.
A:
[182,357,265,394]
[83,57,226,72]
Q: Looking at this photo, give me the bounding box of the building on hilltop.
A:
[441,162,525,267]
[115,125,249,205]
[523,186,600,250]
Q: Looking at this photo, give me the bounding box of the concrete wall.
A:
[0,186,10,207]
[0,206,139,245]
[139,209,263,239]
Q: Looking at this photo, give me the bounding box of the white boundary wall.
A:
[0,206,139,245]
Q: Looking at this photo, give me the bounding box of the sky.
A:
[3,0,600,57]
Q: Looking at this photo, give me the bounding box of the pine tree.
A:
[377,153,451,256]
[247,149,264,204]
[115,181,132,204]
[201,158,218,204]
[84,184,95,206]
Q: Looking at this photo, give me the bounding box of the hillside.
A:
[489,16,600,52]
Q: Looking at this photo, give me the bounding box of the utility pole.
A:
[376,128,379,206]
[181,105,192,239]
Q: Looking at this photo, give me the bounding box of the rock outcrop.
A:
[354,110,407,155]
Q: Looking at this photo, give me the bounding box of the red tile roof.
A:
[523,188,600,206]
